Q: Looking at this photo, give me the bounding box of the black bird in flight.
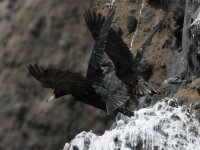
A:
[28,8,130,115]
[84,9,161,96]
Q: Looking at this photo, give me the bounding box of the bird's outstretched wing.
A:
[86,8,115,82]
[84,10,105,40]
[105,29,135,76]
[28,64,87,91]
[84,9,135,77]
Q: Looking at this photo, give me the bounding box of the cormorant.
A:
[28,8,131,115]
[84,10,164,96]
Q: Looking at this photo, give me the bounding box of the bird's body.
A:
[69,83,106,111]
[69,79,127,112]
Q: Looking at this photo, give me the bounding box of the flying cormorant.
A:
[28,8,131,115]
[84,10,162,96]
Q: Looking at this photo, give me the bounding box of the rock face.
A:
[167,0,200,79]
[124,10,138,34]
[0,0,200,150]
[64,99,200,150]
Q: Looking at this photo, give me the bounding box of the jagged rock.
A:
[64,99,200,150]
[141,6,154,20]
[160,76,187,96]
[168,0,200,79]
[171,0,185,51]
[137,95,153,108]
[160,38,172,49]
[139,60,153,81]
[143,27,150,33]
[153,19,162,29]
[172,0,185,25]
[29,16,47,38]
[124,10,138,34]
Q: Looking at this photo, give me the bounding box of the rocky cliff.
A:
[64,99,200,150]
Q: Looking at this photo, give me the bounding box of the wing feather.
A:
[84,9,135,77]
[86,8,115,82]
[105,29,135,75]
[28,64,87,91]
[84,10,105,40]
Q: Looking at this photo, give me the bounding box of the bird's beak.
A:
[47,92,55,102]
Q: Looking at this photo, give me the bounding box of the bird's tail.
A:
[136,79,158,95]
[106,95,130,115]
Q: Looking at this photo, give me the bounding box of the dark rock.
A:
[169,100,178,108]
[148,0,161,8]
[187,43,200,77]
[141,6,154,20]
[135,137,143,150]
[139,60,153,81]
[84,137,90,149]
[166,51,185,78]
[160,38,172,49]
[191,18,200,44]
[172,1,185,25]
[167,1,200,80]
[143,27,151,33]
[73,145,79,150]
[148,0,169,11]
[172,1,185,49]
[197,50,200,62]
[29,16,46,38]
[151,76,188,99]
[160,62,166,69]
[192,103,200,110]
[153,19,162,29]
[138,95,153,109]
[114,107,134,118]
[124,10,138,34]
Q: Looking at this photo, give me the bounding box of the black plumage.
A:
[84,10,160,96]
[28,8,130,115]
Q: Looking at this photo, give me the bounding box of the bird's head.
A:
[47,89,65,102]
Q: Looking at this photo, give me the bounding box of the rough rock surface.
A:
[0,0,200,150]
[64,99,200,150]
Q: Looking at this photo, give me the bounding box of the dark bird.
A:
[28,8,130,115]
[84,10,165,96]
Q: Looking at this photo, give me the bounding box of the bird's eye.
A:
[55,89,62,97]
